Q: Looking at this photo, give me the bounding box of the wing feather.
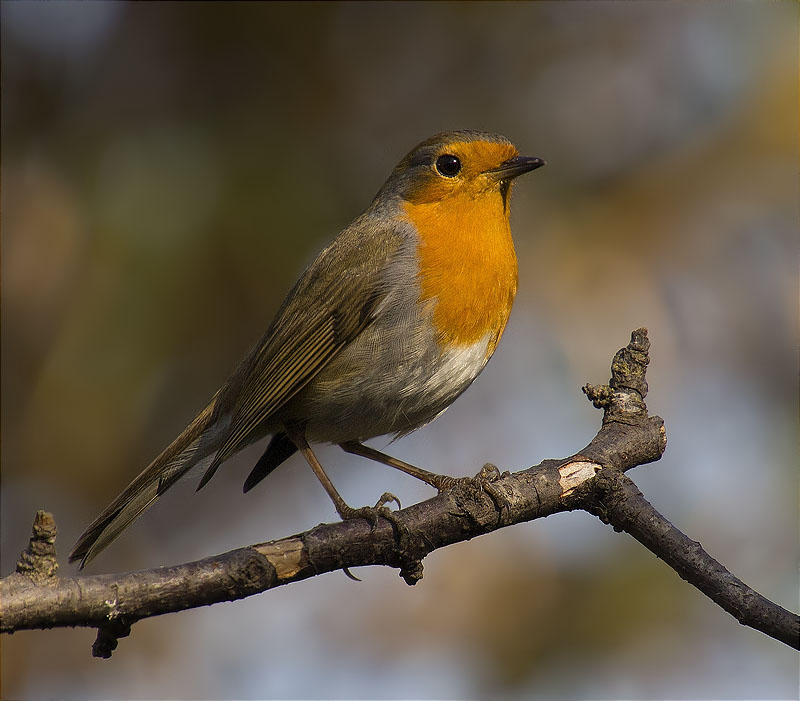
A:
[197,221,406,488]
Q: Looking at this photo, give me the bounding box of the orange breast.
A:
[404,191,518,355]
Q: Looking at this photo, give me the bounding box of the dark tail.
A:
[242,431,297,493]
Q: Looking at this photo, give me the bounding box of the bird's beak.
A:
[487,155,546,181]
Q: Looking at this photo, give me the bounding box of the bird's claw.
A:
[476,463,513,524]
[338,492,411,570]
[432,463,509,494]
[476,462,510,483]
[339,491,403,532]
[375,492,401,510]
[433,463,512,524]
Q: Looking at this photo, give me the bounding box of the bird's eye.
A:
[435,154,461,178]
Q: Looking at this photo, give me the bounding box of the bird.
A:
[69,130,544,568]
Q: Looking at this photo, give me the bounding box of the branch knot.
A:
[16,511,59,584]
[583,327,650,424]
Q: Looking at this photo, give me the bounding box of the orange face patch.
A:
[404,140,519,205]
[402,140,519,352]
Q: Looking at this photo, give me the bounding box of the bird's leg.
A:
[340,441,503,493]
[340,442,512,515]
[339,441,460,492]
[285,427,401,528]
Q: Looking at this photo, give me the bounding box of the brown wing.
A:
[197,220,404,488]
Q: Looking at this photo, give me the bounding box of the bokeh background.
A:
[2,2,797,699]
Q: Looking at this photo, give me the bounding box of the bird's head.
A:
[377,130,544,212]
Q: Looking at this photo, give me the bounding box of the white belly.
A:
[284,327,492,445]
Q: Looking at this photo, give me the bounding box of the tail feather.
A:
[69,398,220,568]
[242,432,298,493]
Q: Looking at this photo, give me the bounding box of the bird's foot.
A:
[475,462,510,484]
[475,463,513,524]
[432,463,512,524]
[338,492,414,581]
[338,492,401,528]
[339,493,409,546]
[431,463,509,493]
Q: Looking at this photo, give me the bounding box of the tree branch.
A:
[583,469,799,649]
[2,329,797,658]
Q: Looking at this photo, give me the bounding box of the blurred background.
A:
[2,2,797,699]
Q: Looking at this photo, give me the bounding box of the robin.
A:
[70,130,544,567]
